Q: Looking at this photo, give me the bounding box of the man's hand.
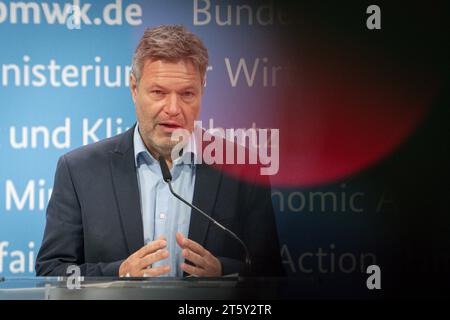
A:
[176,232,222,277]
[119,236,171,277]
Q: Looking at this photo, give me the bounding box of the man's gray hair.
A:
[131,25,209,85]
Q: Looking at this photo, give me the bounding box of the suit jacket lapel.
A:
[188,163,222,246]
[109,124,144,255]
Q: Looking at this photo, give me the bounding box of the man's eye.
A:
[151,90,164,95]
[182,92,194,98]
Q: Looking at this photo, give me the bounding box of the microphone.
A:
[158,155,252,276]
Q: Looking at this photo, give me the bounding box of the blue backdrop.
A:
[0,0,299,277]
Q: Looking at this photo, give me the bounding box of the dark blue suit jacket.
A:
[36,125,284,277]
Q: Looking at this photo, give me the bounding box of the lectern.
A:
[0,277,285,300]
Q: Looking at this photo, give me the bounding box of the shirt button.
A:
[159,213,166,220]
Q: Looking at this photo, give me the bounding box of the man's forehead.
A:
[141,59,201,80]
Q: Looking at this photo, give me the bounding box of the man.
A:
[36,25,283,277]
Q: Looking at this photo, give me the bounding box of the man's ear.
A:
[201,79,206,96]
[130,74,138,104]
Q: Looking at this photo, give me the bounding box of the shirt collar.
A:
[134,123,198,168]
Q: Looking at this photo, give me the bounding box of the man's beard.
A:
[147,135,177,158]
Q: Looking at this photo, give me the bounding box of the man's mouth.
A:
[158,122,183,132]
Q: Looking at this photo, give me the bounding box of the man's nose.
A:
[164,93,181,116]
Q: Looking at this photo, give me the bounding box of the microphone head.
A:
[158,155,172,182]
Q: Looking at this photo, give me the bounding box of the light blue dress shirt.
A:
[133,124,196,277]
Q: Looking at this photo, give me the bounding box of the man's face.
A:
[130,59,203,157]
